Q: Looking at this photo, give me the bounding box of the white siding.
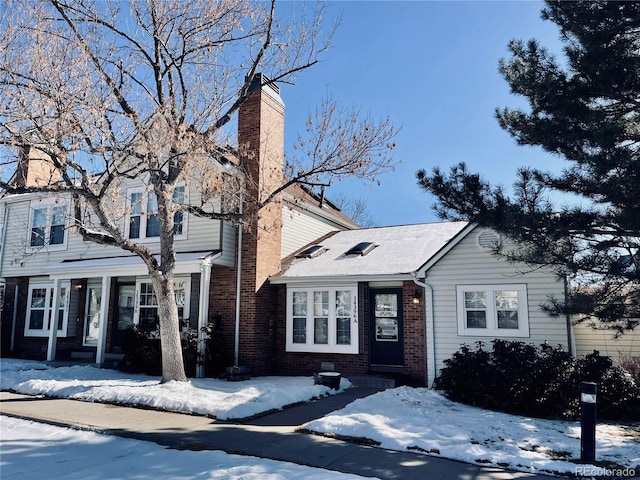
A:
[573,320,640,359]
[0,190,226,278]
[424,227,568,383]
[281,204,346,258]
[217,220,237,267]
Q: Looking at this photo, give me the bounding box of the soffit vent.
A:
[345,242,377,256]
[477,230,501,249]
[296,244,327,259]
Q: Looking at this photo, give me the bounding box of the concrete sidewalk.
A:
[0,389,555,480]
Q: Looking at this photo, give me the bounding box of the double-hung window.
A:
[24,281,70,337]
[127,186,186,240]
[28,203,67,250]
[287,286,358,354]
[456,284,529,337]
[134,277,190,332]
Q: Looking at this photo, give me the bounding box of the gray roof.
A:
[272,222,470,283]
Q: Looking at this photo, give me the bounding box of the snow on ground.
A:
[0,359,349,420]
[304,387,640,477]
[0,416,374,480]
[2,359,639,477]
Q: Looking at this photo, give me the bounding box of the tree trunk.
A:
[151,273,188,383]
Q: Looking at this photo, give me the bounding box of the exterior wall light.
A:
[412,290,421,304]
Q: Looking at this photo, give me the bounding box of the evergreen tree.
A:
[417,1,640,334]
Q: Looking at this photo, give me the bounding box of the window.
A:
[456,284,529,337]
[127,187,186,240]
[172,186,185,235]
[134,277,190,332]
[29,203,67,249]
[286,286,358,353]
[24,281,70,337]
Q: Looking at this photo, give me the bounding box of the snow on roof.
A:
[274,221,470,281]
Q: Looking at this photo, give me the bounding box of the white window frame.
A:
[24,281,71,337]
[133,277,191,333]
[286,285,359,354]
[125,186,187,241]
[456,284,530,337]
[26,201,69,252]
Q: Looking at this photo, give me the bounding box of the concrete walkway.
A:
[0,389,556,480]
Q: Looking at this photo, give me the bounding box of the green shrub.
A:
[434,340,640,421]
[120,326,162,375]
[120,324,204,377]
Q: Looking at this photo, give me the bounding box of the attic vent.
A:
[296,245,326,259]
[345,242,377,256]
[477,230,501,249]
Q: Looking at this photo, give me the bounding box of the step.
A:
[347,375,395,389]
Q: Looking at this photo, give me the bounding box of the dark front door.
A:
[370,289,404,370]
[112,284,135,350]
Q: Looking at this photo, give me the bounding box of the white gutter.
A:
[234,197,244,368]
[413,275,436,388]
[269,273,416,286]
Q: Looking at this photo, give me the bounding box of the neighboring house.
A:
[270,223,571,386]
[573,320,640,360]
[0,77,356,374]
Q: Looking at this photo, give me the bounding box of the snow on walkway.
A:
[303,387,640,477]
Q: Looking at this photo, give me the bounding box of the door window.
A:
[84,285,102,346]
[374,293,399,342]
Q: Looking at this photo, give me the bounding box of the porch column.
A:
[46,277,63,361]
[196,261,213,378]
[95,275,111,366]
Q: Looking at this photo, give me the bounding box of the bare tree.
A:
[0,0,398,382]
[331,193,377,228]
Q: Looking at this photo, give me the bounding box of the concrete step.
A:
[347,375,395,389]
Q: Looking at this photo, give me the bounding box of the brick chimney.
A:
[13,146,61,188]
[235,73,285,373]
[238,74,285,288]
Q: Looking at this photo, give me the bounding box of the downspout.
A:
[564,275,575,356]
[234,197,244,368]
[413,275,436,388]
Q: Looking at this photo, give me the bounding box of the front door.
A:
[370,289,404,370]
[83,284,102,346]
[112,284,135,350]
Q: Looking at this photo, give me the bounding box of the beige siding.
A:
[281,204,344,258]
[574,320,640,359]
[1,190,225,278]
[425,227,568,383]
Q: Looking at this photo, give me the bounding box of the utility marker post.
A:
[580,381,597,464]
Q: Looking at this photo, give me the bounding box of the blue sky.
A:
[278,1,565,227]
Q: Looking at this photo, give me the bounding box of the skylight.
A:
[345,242,377,256]
[296,244,326,259]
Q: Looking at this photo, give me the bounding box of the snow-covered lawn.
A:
[1,416,373,480]
[0,359,348,420]
[304,386,640,477]
[1,358,639,477]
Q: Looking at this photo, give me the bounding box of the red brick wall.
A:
[211,77,285,375]
[274,283,371,377]
[274,281,428,385]
[402,281,426,384]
